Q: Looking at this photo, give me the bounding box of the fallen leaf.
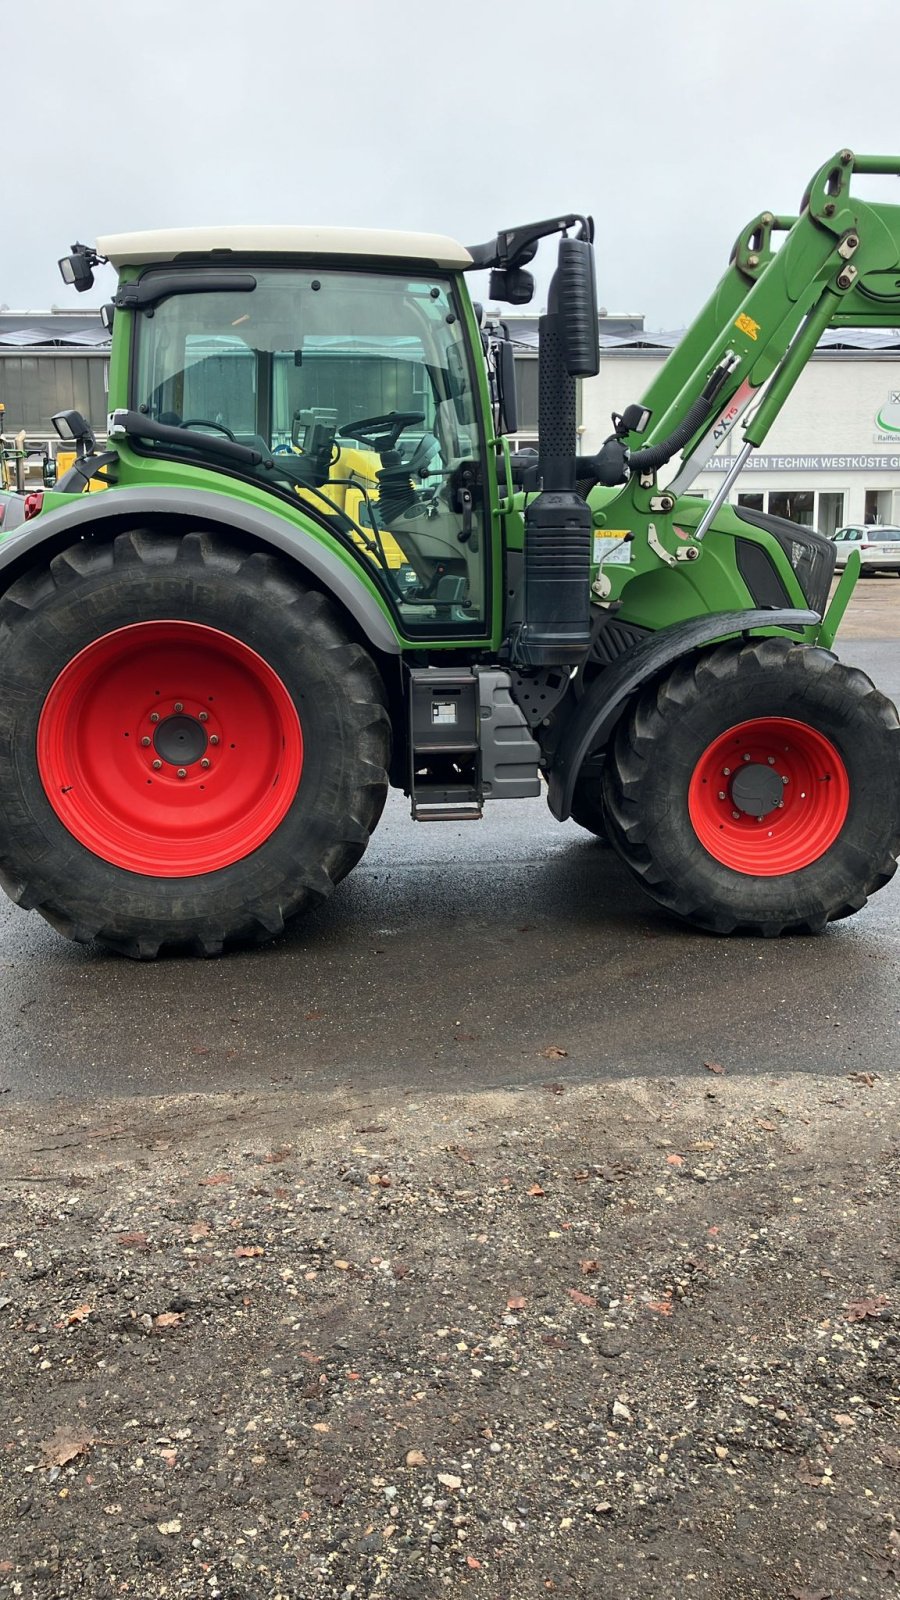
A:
[449,1145,475,1164]
[539,1046,568,1060]
[392,1262,410,1280]
[154,1312,184,1328]
[405,1449,428,1467]
[39,1427,95,1468]
[580,1259,599,1275]
[260,1148,292,1164]
[542,1082,566,1094]
[568,1289,597,1308]
[198,1172,231,1187]
[666,1154,684,1168]
[116,1232,149,1249]
[437,1472,462,1489]
[527,1184,546,1198]
[64,1304,92,1325]
[846,1294,890,1322]
[304,1009,326,1021]
[234,1246,265,1259]
[466,1556,482,1569]
[704,1061,725,1075]
[507,1295,527,1310]
[847,1071,879,1086]
[187,1221,211,1241]
[755,1119,777,1132]
[645,1299,673,1316]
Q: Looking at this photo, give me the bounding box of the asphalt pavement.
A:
[1,587,898,1102]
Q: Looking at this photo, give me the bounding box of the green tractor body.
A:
[0,154,898,956]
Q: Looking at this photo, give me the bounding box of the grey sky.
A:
[4,0,900,327]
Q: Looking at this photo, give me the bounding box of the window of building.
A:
[768,491,815,526]
[816,492,844,537]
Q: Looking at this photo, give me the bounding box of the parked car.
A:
[831,524,900,575]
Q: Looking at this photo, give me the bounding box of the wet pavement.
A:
[1,589,898,1103]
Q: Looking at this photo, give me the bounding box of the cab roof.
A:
[97,226,473,271]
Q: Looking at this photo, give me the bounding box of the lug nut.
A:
[732,810,741,820]
[141,735,151,747]
[767,756,775,764]
[177,767,187,779]
[200,758,211,769]
[174,702,184,713]
[209,734,220,746]
[199,711,209,722]
[781,775,789,785]
[718,790,726,800]
[150,711,160,723]
[152,759,162,770]
[722,767,731,776]
[743,753,751,762]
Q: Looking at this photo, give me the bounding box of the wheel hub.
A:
[729,762,784,819]
[153,713,208,766]
[36,620,303,877]
[687,716,850,875]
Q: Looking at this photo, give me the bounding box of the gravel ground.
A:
[0,1071,898,1600]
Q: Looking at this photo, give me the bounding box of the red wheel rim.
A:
[688,716,849,875]
[37,621,303,877]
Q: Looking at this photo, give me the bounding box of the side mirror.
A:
[558,236,599,377]
[495,339,519,435]
[42,456,58,488]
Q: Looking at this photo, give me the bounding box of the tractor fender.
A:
[546,607,819,821]
[0,485,401,656]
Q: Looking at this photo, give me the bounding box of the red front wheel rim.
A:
[688,716,850,875]
[37,621,304,877]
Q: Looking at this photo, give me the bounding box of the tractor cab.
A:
[100,232,496,636]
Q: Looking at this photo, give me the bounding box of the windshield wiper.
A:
[109,410,270,467]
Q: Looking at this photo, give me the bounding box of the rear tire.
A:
[601,637,900,935]
[0,530,391,957]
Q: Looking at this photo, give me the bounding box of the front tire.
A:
[0,530,391,957]
[601,637,900,935]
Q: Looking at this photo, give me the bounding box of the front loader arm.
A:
[607,150,900,501]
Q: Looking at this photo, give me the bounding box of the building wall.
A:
[0,352,109,438]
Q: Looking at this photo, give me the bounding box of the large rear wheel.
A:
[0,530,391,957]
[601,637,900,934]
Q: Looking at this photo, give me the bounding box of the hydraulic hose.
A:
[628,360,732,472]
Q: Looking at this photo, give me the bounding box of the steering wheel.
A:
[337,411,424,454]
[181,418,237,441]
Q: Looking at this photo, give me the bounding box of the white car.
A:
[831,524,900,575]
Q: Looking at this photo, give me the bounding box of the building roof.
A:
[0,311,111,348]
[96,226,473,271]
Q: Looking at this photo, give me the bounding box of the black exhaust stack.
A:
[510,234,599,668]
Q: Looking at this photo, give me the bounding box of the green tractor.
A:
[0,150,898,957]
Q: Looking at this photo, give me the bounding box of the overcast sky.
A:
[4,0,900,327]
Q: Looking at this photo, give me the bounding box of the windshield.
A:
[132,267,490,634]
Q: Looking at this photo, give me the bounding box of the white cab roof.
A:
[97,226,473,271]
